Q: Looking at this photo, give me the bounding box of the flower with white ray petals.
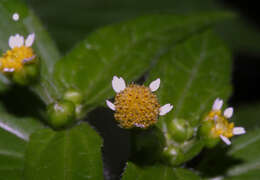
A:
[0,33,37,73]
[106,76,173,129]
[204,98,246,145]
[149,78,160,92]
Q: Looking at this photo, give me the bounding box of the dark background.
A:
[2,0,260,179]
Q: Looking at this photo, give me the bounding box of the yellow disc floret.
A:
[205,110,234,138]
[0,46,35,73]
[114,84,160,129]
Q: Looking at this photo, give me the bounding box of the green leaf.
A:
[24,123,104,180]
[224,129,260,180]
[148,30,231,126]
[0,104,45,180]
[54,12,233,113]
[0,0,61,103]
[0,128,26,180]
[122,162,201,180]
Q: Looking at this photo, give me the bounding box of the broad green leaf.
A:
[0,128,26,180]
[233,104,260,131]
[224,129,260,179]
[54,13,233,113]
[122,162,201,180]
[0,0,61,103]
[0,105,45,180]
[24,123,104,180]
[148,30,231,127]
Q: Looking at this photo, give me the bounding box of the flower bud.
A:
[167,118,194,142]
[47,100,75,129]
[63,89,83,105]
[162,145,184,166]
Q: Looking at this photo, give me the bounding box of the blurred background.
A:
[5,0,260,179]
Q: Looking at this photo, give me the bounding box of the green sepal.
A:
[199,120,220,148]
[12,59,39,86]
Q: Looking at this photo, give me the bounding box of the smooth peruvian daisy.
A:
[0,33,36,73]
[205,98,246,145]
[106,76,173,129]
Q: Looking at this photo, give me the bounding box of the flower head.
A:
[205,98,246,145]
[106,76,173,129]
[0,33,36,73]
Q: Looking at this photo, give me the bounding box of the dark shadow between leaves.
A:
[86,107,131,180]
[187,144,244,178]
[0,84,46,120]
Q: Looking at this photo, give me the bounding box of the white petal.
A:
[220,135,231,145]
[233,127,246,135]
[149,78,160,92]
[212,98,223,111]
[106,100,115,111]
[15,34,24,47]
[112,76,126,93]
[134,123,145,128]
[159,104,173,116]
[12,13,19,21]
[8,35,16,48]
[25,33,35,47]
[224,107,233,118]
[3,68,15,72]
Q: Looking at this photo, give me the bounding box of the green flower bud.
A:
[162,145,184,166]
[167,118,194,142]
[131,126,166,164]
[47,100,76,129]
[63,89,83,105]
[12,63,39,85]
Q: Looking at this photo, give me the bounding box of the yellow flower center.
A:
[206,110,234,138]
[0,46,35,73]
[114,84,160,129]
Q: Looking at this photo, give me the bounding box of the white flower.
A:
[210,98,246,145]
[12,13,19,21]
[106,76,173,128]
[8,33,35,49]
